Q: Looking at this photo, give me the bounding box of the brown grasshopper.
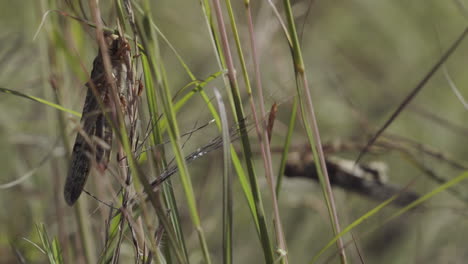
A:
[64,34,132,206]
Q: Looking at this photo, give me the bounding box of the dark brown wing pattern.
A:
[64,34,126,206]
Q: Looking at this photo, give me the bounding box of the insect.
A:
[64,33,131,206]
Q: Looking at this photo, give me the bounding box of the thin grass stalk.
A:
[112,212,126,263]
[199,0,228,74]
[112,89,132,264]
[214,89,233,264]
[158,62,212,264]
[276,96,297,197]
[281,0,347,262]
[197,0,261,234]
[142,53,187,264]
[138,1,192,261]
[199,0,238,121]
[49,79,71,264]
[161,184,188,262]
[74,201,97,263]
[37,0,70,260]
[87,2,137,261]
[220,0,261,214]
[67,19,98,263]
[198,0,242,140]
[190,90,262,234]
[355,26,468,163]
[88,1,159,261]
[137,10,190,263]
[36,223,65,264]
[121,207,148,263]
[137,177,165,264]
[134,5,254,184]
[136,7,212,264]
[39,2,95,262]
[131,49,170,264]
[135,160,187,264]
[311,170,468,263]
[211,0,274,262]
[244,2,288,262]
[122,1,190,262]
[113,136,186,263]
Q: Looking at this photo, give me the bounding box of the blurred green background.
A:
[1,0,468,263]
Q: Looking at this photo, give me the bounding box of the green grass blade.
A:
[0,87,81,117]
[214,88,233,264]
[209,0,275,261]
[309,194,398,263]
[137,6,210,262]
[310,170,468,263]
[276,96,297,197]
[137,8,190,263]
[282,0,347,261]
[98,211,123,264]
[387,170,468,222]
[35,224,64,264]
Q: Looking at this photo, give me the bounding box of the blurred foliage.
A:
[1,0,468,263]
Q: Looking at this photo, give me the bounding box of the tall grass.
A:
[2,1,468,263]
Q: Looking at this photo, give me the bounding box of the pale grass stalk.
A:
[281,0,347,262]
[244,1,288,262]
[211,0,274,262]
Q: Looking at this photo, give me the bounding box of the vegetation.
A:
[1,1,467,263]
